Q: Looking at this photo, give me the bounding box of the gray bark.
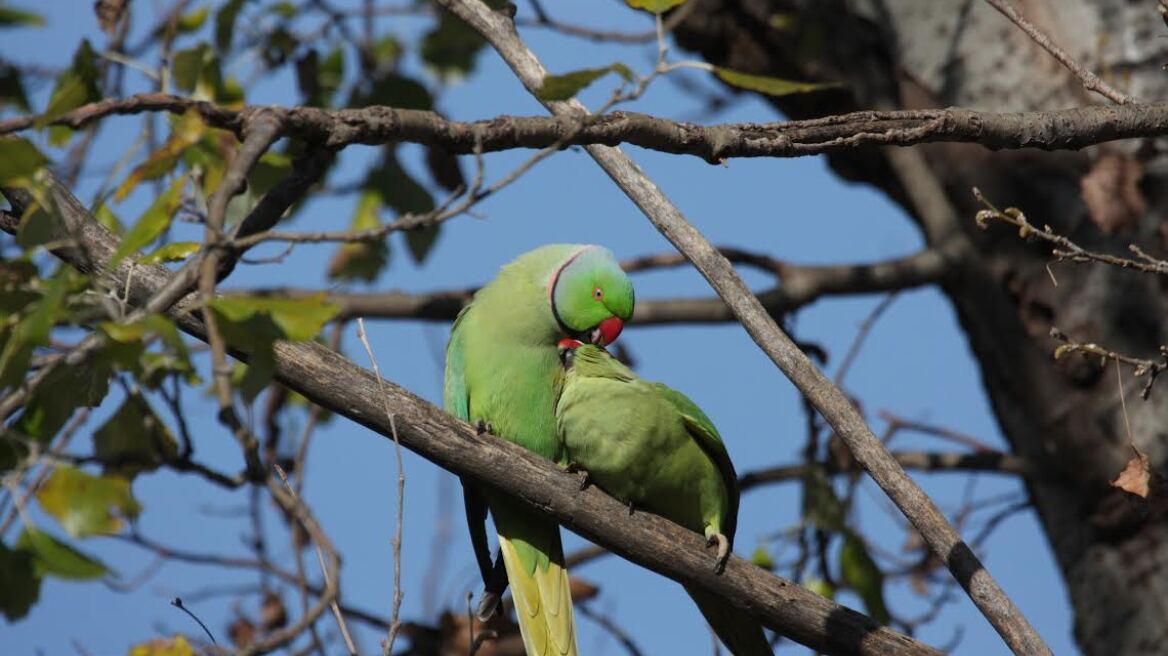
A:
[672,1,1168,653]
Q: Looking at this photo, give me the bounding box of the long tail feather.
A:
[686,585,772,656]
[494,504,578,656]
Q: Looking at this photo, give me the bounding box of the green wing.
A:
[653,383,741,543]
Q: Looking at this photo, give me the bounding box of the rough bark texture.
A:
[671,1,1168,653]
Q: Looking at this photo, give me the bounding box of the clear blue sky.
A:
[4,1,1074,654]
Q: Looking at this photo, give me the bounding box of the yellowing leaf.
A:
[129,635,196,656]
[0,5,45,27]
[115,111,205,200]
[804,578,835,600]
[36,466,141,537]
[211,294,339,341]
[749,546,775,570]
[16,527,107,580]
[625,0,687,13]
[140,241,200,265]
[0,137,48,185]
[713,67,837,97]
[176,5,208,32]
[110,176,187,267]
[328,191,388,282]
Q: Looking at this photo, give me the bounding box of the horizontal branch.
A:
[246,245,948,325]
[2,179,939,655]
[4,92,1168,162]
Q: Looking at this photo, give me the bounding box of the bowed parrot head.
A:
[550,247,634,347]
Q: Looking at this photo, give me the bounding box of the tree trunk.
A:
[674,1,1168,653]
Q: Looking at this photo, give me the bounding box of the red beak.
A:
[593,316,624,347]
[558,338,584,350]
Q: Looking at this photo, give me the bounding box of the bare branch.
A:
[435,1,1049,653]
[5,93,1168,162]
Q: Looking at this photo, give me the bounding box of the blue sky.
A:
[3,1,1075,654]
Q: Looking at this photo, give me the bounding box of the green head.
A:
[556,341,634,380]
[549,246,634,346]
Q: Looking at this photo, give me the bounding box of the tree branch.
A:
[434,1,1050,654]
[4,92,1168,162]
[2,169,938,656]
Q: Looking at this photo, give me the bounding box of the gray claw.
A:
[707,532,730,575]
[475,591,501,622]
[628,501,635,516]
[475,420,494,436]
[562,462,590,490]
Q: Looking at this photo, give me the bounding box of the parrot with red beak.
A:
[444,244,634,656]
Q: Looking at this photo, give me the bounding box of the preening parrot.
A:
[443,244,634,656]
[555,341,772,656]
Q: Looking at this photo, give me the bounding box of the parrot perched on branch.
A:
[443,244,634,656]
[555,341,772,656]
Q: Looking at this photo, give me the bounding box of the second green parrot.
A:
[555,341,772,656]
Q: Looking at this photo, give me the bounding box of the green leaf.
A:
[839,532,889,624]
[712,67,837,97]
[0,270,67,391]
[0,62,30,112]
[36,466,142,537]
[93,391,178,478]
[140,241,200,265]
[176,5,208,32]
[211,294,339,342]
[0,542,39,621]
[16,527,107,580]
[172,43,211,93]
[804,578,835,600]
[749,546,775,570]
[801,466,845,531]
[11,356,111,442]
[328,191,388,283]
[0,4,44,27]
[111,176,187,267]
[94,202,124,235]
[0,136,47,185]
[537,65,631,101]
[421,8,487,78]
[38,39,99,127]
[358,72,433,110]
[214,0,249,51]
[625,0,687,12]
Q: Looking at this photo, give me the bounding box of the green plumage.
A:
[444,244,634,656]
[556,345,772,656]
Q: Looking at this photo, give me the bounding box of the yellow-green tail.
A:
[685,585,772,656]
[495,503,578,656]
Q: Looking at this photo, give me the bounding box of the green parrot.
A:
[443,244,635,656]
[555,341,772,656]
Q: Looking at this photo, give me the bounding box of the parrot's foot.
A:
[562,461,591,490]
[707,532,730,575]
[474,419,494,436]
[475,591,502,622]
[627,500,636,516]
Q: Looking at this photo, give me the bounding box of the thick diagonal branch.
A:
[433,1,1050,653]
[1,175,938,656]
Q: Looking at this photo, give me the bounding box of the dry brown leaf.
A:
[568,576,599,603]
[1111,445,1151,498]
[227,617,256,649]
[260,591,287,631]
[1080,152,1147,234]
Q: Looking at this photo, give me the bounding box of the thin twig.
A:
[274,464,359,655]
[982,0,1132,104]
[170,597,218,645]
[356,319,406,656]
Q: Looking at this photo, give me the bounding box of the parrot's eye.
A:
[593,287,603,300]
